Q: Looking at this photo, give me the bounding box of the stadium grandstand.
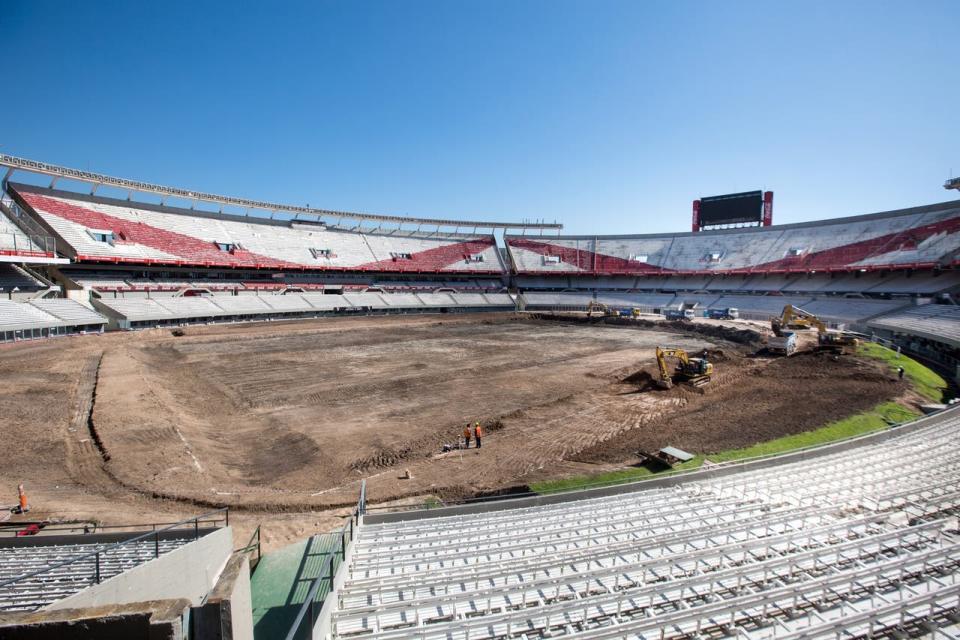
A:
[2,155,960,640]
[1,155,959,346]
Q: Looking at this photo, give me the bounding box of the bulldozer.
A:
[655,346,713,389]
[770,305,860,354]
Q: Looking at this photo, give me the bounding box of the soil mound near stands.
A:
[574,351,900,463]
[0,312,910,551]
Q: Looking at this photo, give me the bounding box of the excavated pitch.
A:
[0,313,911,547]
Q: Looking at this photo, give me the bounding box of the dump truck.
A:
[664,308,695,321]
[655,346,713,389]
[707,307,739,320]
[767,331,798,356]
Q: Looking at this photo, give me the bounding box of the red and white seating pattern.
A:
[506,200,960,275]
[13,186,503,274]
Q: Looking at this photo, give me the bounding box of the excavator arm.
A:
[772,305,827,335]
[655,347,702,389]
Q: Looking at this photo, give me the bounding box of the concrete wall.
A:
[0,598,190,640]
[193,552,254,640]
[48,527,233,611]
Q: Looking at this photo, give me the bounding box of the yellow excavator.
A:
[586,300,620,317]
[655,346,713,389]
[770,305,860,354]
[770,304,827,336]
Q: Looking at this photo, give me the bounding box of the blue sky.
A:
[1,1,957,234]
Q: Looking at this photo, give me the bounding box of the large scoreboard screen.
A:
[699,191,763,226]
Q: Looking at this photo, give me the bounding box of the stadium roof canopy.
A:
[0,154,562,233]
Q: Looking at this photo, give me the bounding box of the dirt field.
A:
[0,312,912,551]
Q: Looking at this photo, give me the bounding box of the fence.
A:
[237,524,262,572]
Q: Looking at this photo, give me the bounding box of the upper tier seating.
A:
[331,409,960,640]
[506,199,960,275]
[0,206,50,258]
[13,185,504,274]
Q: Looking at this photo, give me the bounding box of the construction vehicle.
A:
[707,307,739,320]
[770,304,828,336]
[770,305,860,354]
[767,331,798,356]
[655,346,713,389]
[664,308,695,321]
[586,301,620,318]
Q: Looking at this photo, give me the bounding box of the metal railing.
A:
[0,194,57,256]
[283,482,365,640]
[237,524,262,572]
[0,508,228,590]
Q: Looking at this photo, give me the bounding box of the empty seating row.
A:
[0,536,194,611]
[868,304,960,348]
[0,264,46,292]
[0,299,106,339]
[331,408,960,640]
[519,270,960,296]
[92,292,518,327]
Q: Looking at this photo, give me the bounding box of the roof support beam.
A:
[0,153,562,231]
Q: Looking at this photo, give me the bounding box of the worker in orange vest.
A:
[462,425,471,449]
[16,483,29,514]
[474,423,483,449]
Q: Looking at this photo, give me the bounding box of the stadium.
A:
[1,151,960,640]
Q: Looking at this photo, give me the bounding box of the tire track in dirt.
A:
[65,351,115,490]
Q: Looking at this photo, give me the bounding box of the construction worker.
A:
[16,484,28,514]
[462,425,471,449]
[474,422,483,449]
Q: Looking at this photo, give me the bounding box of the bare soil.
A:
[0,312,912,551]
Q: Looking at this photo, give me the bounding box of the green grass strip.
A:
[706,401,918,463]
[856,342,946,402]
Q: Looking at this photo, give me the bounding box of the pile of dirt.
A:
[573,351,906,464]
[622,370,661,390]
